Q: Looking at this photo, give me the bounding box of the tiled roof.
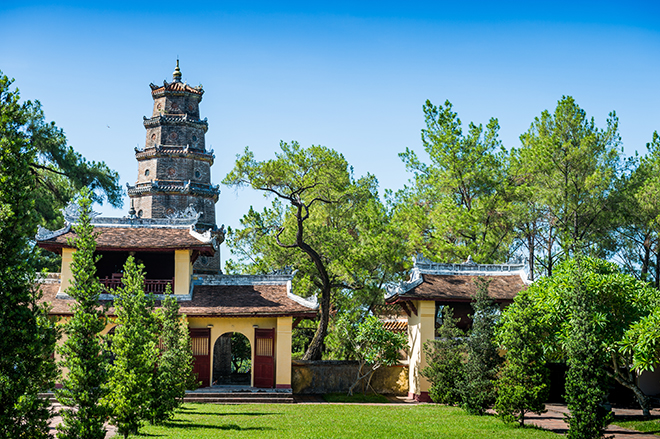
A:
[179,284,317,316]
[387,274,525,303]
[38,227,214,253]
[38,281,316,317]
[150,81,203,96]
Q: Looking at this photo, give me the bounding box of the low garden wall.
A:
[291,360,408,395]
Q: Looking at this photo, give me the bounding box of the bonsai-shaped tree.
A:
[345,315,407,396]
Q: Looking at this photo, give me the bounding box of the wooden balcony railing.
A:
[100,274,174,294]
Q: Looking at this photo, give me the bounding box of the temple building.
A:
[36,63,317,390]
[385,255,530,402]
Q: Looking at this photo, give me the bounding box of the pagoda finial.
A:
[173,59,182,82]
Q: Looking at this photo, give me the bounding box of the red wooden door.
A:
[190,328,211,387]
[253,328,275,388]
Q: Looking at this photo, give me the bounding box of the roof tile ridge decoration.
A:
[188,225,217,248]
[35,202,206,240]
[35,272,61,284]
[195,272,319,310]
[385,266,423,299]
[414,254,529,279]
[36,223,71,241]
[385,254,532,299]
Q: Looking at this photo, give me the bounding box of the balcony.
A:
[100,274,174,294]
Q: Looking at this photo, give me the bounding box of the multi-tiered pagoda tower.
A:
[128,61,223,273]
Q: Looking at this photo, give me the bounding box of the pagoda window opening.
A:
[96,251,175,294]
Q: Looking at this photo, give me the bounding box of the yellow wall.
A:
[174,249,192,295]
[276,317,292,388]
[60,248,76,294]
[187,316,280,387]
[407,300,435,398]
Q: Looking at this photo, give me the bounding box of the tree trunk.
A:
[608,365,651,417]
[528,233,535,282]
[302,284,331,361]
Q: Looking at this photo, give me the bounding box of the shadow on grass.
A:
[185,412,280,417]
[162,420,274,431]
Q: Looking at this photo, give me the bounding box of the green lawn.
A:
[613,416,660,436]
[115,403,560,439]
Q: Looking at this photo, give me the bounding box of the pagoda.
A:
[128,61,223,273]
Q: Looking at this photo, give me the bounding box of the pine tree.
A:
[421,306,466,405]
[0,72,59,439]
[56,190,108,439]
[104,257,158,438]
[459,277,502,415]
[147,285,195,424]
[495,291,550,426]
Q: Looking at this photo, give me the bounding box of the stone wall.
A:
[291,360,408,395]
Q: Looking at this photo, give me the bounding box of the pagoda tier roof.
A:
[143,114,208,132]
[38,274,318,318]
[150,80,204,98]
[135,145,215,163]
[126,180,220,201]
[385,255,529,304]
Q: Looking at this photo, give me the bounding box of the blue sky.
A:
[2,1,659,269]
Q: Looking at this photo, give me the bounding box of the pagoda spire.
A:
[173,59,182,82]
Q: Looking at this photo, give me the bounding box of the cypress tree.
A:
[564,258,611,439]
[147,286,195,424]
[495,291,550,426]
[104,257,158,438]
[56,190,108,439]
[421,306,465,405]
[459,277,502,415]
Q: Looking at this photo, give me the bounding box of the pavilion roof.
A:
[38,275,317,318]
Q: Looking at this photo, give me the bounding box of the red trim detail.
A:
[276,384,292,389]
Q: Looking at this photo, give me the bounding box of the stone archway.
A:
[212,332,251,386]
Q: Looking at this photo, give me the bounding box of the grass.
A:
[322,392,389,403]
[613,415,660,436]
[115,403,561,439]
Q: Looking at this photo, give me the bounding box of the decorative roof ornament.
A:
[166,204,201,220]
[35,224,71,241]
[62,201,101,223]
[464,255,476,265]
[173,59,182,82]
[127,200,137,220]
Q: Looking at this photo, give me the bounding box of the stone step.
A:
[38,393,58,403]
[183,391,293,404]
[184,397,293,404]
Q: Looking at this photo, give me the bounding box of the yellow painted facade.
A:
[275,317,293,388]
[174,249,192,295]
[52,248,297,390]
[407,300,435,399]
[186,316,292,388]
[59,248,75,294]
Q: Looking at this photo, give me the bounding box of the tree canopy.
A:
[223,141,404,360]
[394,99,512,264]
[499,256,660,416]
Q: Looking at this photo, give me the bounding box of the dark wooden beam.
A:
[292,317,304,329]
[399,302,411,317]
[408,300,418,316]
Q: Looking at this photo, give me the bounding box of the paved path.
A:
[48,403,117,439]
[525,403,660,439]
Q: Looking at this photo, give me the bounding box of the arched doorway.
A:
[212,332,251,386]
